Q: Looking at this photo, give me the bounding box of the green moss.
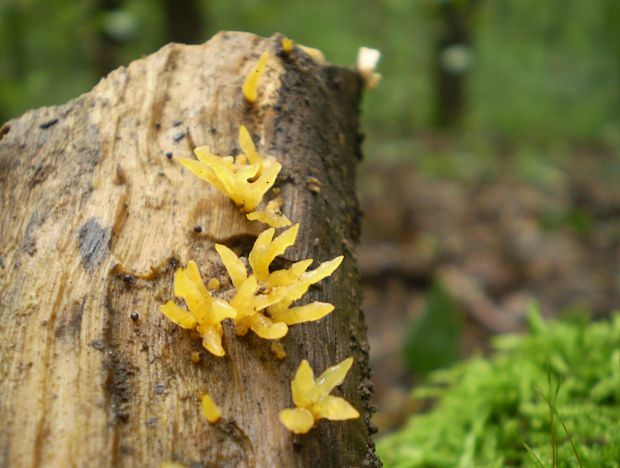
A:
[377,306,620,467]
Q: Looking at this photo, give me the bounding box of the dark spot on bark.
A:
[55,298,85,339]
[173,131,185,143]
[105,353,135,424]
[165,151,173,160]
[30,163,52,188]
[130,312,139,321]
[368,421,379,435]
[173,120,183,127]
[79,218,111,272]
[193,224,202,233]
[219,233,257,258]
[120,445,132,455]
[91,339,105,351]
[154,383,166,395]
[20,211,45,257]
[39,118,59,129]
[292,436,303,450]
[146,417,159,427]
[0,124,9,140]
[122,274,136,285]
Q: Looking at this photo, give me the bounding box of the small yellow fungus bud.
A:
[191,351,201,363]
[246,196,292,228]
[180,126,281,212]
[160,261,237,357]
[207,278,221,291]
[279,358,359,434]
[271,341,287,360]
[242,50,269,104]
[281,37,294,53]
[201,392,221,423]
[306,177,322,194]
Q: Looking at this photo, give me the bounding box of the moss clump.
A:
[377,306,620,467]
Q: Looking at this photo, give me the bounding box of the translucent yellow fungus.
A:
[160,261,237,357]
[281,37,294,53]
[279,358,359,434]
[215,224,343,340]
[229,274,288,339]
[249,225,300,282]
[247,196,291,228]
[201,392,221,423]
[242,50,269,104]
[266,255,343,325]
[179,126,281,212]
[191,351,201,363]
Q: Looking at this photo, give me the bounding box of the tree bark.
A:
[0,32,378,467]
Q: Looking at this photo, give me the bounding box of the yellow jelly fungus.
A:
[179,126,281,212]
[279,358,359,434]
[207,278,221,291]
[246,196,292,228]
[201,393,221,423]
[281,37,294,53]
[161,462,187,468]
[215,225,343,340]
[229,274,288,339]
[271,341,287,360]
[242,50,269,104]
[266,255,343,325]
[160,261,237,357]
[249,225,300,282]
[191,351,201,363]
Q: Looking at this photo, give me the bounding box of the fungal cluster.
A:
[160,39,359,436]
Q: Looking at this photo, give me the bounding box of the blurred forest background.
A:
[2,0,620,440]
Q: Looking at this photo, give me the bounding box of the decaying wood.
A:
[0,32,378,467]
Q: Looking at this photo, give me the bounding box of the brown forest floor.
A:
[359,138,620,432]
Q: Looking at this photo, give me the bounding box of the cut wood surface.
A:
[0,32,378,467]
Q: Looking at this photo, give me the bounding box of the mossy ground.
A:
[377,307,620,467]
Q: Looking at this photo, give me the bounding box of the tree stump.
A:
[0,32,378,467]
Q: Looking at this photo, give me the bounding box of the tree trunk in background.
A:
[0,32,378,467]
[163,0,205,44]
[433,0,479,128]
[96,0,123,78]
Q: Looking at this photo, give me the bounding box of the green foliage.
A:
[470,0,620,141]
[2,0,619,145]
[377,305,620,467]
[402,282,462,376]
